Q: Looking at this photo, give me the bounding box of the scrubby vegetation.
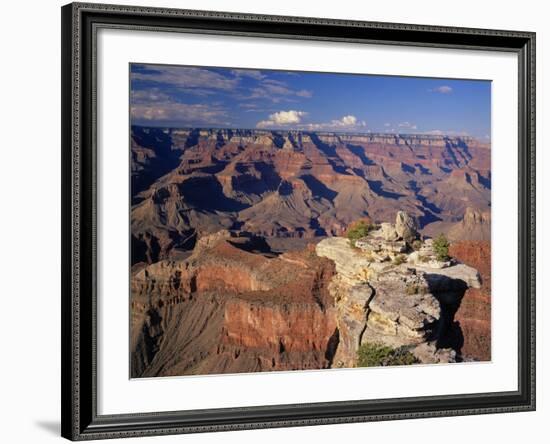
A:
[433,233,450,261]
[357,343,418,367]
[346,219,376,246]
[411,239,423,251]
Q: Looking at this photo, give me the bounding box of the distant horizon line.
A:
[130,124,488,141]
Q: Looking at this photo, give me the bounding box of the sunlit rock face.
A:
[131,231,340,377]
[316,212,481,367]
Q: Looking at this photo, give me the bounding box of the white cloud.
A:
[231,69,266,80]
[130,77,230,125]
[384,122,391,127]
[298,115,367,131]
[256,110,307,128]
[296,89,313,98]
[132,65,238,91]
[131,88,170,103]
[238,103,260,109]
[248,78,313,102]
[430,85,453,94]
[131,101,229,125]
[340,115,358,126]
[423,129,470,136]
[398,121,418,130]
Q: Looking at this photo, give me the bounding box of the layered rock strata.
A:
[316,213,481,367]
[448,241,491,361]
[131,127,491,264]
[131,231,338,377]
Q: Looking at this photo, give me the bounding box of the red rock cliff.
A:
[449,241,491,361]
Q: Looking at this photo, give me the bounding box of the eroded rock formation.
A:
[131,127,491,264]
[316,212,481,367]
[131,231,338,377]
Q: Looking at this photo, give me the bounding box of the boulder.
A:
[411,342,457,364]
[379,222,399,241]
[395,211,418,242]
[355,237,407,256]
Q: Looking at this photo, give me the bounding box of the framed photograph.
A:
[61,2,535,440]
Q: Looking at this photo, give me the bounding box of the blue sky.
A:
[130,63,491,139]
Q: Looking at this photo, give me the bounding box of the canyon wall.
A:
[449,241,491,361]
[131,127,491,265]
[131,232,338,377]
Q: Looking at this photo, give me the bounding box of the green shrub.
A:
[346,220,374,245]
[357,343,418,367]
[432,233,450,261]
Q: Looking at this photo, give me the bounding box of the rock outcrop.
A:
[316,213,481,367]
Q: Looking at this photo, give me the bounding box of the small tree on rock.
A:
[433,233,450,261]
[346,218,374,246]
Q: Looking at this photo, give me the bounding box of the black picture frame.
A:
[61,2,536,440]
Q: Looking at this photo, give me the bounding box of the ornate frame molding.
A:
[61,2,536,440]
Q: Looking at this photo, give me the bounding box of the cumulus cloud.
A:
[298,115,367,131]
[256,110,307,128]
[430,85,453,94]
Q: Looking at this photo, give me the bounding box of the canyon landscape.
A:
[129,64,491,377]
